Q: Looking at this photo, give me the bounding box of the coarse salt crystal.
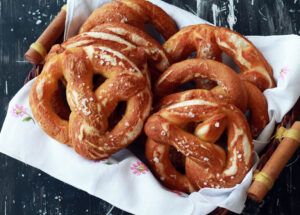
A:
[188,111,195,117]
[170,174,176,179]
[153,157,159,163]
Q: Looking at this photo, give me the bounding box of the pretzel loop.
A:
[78,0,178,40]
[155,58,248,112]
[163,24,275,91]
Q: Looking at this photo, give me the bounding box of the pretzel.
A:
[155,58,248,112]
[163,24,275,91]
[145,98,253,193]
[30,42,152,160]
[78,0,178,41]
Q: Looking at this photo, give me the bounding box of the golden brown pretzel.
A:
[79,0,178,41]
[30,42,152,160]
[145,97,253,193]
[155,58,248,112]
[163,24,275,91]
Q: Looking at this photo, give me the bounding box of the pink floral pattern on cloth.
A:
[131,161,149,176]
[10,104,35,124]
[279,66,290,80]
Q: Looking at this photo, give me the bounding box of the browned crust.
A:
[243,81,269,137]
[78,0,178,40]
[155,58,248,112]
[90,22,172,73]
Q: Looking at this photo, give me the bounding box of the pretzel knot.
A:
[30,42,152,160]
[79,0,178,40]
[145,98,253,193]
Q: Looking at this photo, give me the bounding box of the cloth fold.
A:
[1,0,300,214]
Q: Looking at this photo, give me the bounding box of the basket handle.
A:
[247,121,300,202]
[24,4,67,65]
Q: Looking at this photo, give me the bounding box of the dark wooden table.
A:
[0,0,299,214]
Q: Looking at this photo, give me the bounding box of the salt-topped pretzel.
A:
[145,98,253,193]
[155,58,248,112]
[30,44,152,160]
[79,0,178,41]
[163,24,275,91]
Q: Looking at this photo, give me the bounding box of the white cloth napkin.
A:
[1,0,300,214]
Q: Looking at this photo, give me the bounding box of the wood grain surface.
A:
[0,0,299,214]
